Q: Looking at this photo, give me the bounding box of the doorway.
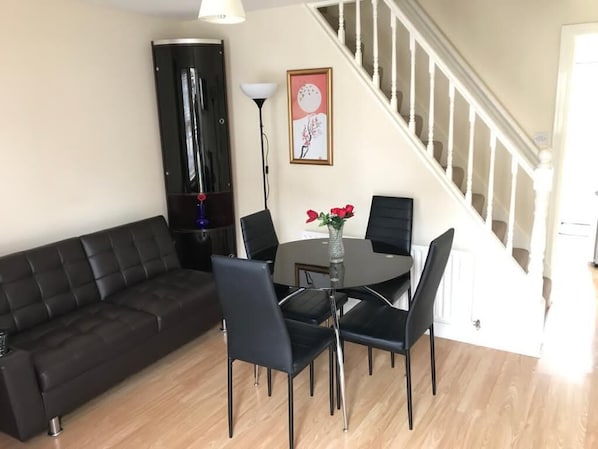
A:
[552,24,598,279]
[541,24,598,369]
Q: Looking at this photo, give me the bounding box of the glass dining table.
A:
[270,237,413,431]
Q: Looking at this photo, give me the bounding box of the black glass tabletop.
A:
[271,238,412,290]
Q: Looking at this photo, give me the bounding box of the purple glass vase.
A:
[195,202,210,229]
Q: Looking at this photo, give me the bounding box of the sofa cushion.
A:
[80,216,181,300]
[0,239,101,335]
[105,269,218,331]
[10,303,158,392]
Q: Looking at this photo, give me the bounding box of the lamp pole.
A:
[253,98,268,210]
[240,83,277,211]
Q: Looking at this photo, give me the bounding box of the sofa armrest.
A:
[0,349,47,441]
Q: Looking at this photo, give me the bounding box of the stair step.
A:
[346,37,365,57]
[422,140,443,162]
[401,114,424,137]
[512,247,529,271]
[543,276,552,310]
[431,140,443,162]
[442,166,464,189]
[492,220,507,244]
[471,193,485,216]
[511,247,552,308]
[380,88,403,111]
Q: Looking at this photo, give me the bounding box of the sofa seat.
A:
[104,269,217,331]
[10,302,158,392]
[0,215,224,442]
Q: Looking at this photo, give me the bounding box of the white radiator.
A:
[410,244,474,326]
[300,231,475,329]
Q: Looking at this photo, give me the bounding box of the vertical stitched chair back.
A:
[365,196,413,256]
[240,210,279,261]
[405,228,454,347]
[211,255,293,372]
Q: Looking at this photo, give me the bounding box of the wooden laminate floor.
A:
[1,252,596,448]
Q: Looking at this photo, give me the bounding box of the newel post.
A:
[527,149,553,298]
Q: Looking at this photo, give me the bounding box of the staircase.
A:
[310,0,553,313]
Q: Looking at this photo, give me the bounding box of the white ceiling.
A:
[83,0,305,20]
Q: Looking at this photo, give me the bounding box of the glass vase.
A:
[327,224,345,263]
[195,202,210,229]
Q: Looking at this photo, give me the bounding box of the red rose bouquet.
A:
[306,204,355,230]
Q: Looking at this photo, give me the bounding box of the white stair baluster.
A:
[506,154,518,254]
[465,106,475,203]
[390,12,398,111]
[409,34,416,133]
[372,0,380,88]
[486,131,497,228]
[427,59,435,155]
[355,0,362,65]
[528,149,553,298]
[338,0,345,45]
[447,82,455,181]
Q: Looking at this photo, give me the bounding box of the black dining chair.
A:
[342,195,414,307]
[211,255,335,449]
[339,228,454,430]
[240,209,348,325]
[339,196,414,372]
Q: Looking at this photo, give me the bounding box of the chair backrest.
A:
[405,228,454,348]
[365,196,413,256]
[240,209,279,261]
[211,255,293,372]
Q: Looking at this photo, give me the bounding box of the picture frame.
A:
[287,67,333,165]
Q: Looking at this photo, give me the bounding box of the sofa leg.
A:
[220,319,227,332]
[48,416,62,437]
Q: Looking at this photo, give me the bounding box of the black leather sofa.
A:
[0,215,222,441]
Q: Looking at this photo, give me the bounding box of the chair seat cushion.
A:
[104,269,217,331]
[341,272,410,305]
[285,319,334,375]
[10,303,158,391]
[339,300,408,353]
[281,290,348,325]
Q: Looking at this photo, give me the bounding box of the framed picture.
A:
[287,67,333,165]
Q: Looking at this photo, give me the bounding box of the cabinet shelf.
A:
[172,224,234,233]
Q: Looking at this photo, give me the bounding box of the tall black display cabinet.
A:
[151,39,236,271]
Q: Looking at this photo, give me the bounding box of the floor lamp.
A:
[240,83,277,210]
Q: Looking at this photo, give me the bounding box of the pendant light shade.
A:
[198,0,246,24]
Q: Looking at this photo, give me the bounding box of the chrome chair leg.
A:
[228,357,233,437]
[288,375,294,449]
[309,362,314,396]
[405,350,413,430]
[48,416,62,437]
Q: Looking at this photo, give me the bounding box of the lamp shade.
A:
[240,83,278,100]
[198,0,246,24]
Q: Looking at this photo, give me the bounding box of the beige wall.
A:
[416,0,598,143]
[0,1,547,353]
[3,0,593,254]
[180,5,546,354]
[179,6,473,250]
[0,0,179,255]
